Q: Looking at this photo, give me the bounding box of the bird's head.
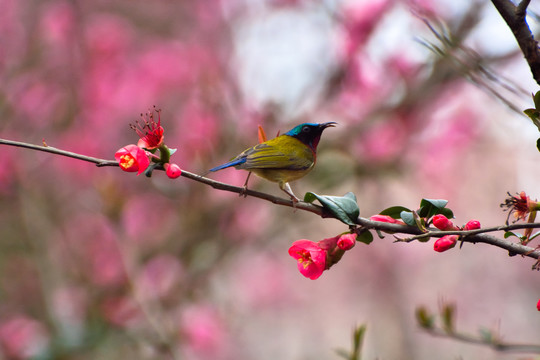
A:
[284,122,337,151]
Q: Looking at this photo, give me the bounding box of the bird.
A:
[209,122,336,202]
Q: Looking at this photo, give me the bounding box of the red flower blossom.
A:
[537,299,540,311]
[288,240,326,280]
[131,108,164,150]
[433,235,458,252]
[164,163,182,179]
[115,145,150,175]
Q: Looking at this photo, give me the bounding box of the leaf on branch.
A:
[357,230,373,245]
[400,211,416,227]
[304,191,360,226]
[418,198,454,219]
[416,306,435,329]
[379,205,412,219]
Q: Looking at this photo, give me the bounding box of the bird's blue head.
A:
[284,122,337,151]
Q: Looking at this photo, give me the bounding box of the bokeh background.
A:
[2,0,540,359]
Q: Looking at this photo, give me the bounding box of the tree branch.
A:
[423,327,540,353]
[491,0,540,85]
[2,138,540,263]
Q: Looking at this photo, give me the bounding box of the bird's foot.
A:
[239,172,252,198]
[239,185,248,198]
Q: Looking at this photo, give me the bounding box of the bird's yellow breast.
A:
[236,135,315,184]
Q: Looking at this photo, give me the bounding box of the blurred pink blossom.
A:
[61,214,126,288]
[121,194,177,247]
[179,305,230,359]
[39,1,76,49]
[340,0,391,58]
[135,254,184,300]
[101,296,142,328]
[0,315,49,359]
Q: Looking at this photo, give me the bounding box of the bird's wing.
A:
[239,142,313,170]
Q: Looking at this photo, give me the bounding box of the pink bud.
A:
[464,220,481,231]
[432,215,457,231]
[369,214,406,225]
[164,163,182,179]
[433,235,458,252]
[337,233,356,250]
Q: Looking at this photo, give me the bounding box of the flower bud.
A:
[164,163,182,179]
[433,235,458,252]
[464,220,481,231]
[432,215,458,231]
[337,233,356,250]
[370,214,406,225]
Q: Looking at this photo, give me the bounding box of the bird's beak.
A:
[320,122,337,129]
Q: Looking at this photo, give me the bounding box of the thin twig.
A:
[424,327,540,353]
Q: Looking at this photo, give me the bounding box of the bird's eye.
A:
[302,126,310,132]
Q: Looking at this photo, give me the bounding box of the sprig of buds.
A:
[115,107,182,179]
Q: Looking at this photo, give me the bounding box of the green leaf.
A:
[379,206,412,219]
[439,207,454,219]
[504,231,523,239]
[400,211,415,226]
[357,231,373,245]
[441,303,455,333]
[524,108,540,131]
[304,192,360,226]
[418,198,450,218]
[415,306,434,329]
[537,138,540,153]
[533,91,540,109]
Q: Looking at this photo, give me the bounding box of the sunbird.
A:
[209,122,336,202]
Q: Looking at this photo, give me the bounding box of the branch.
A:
[2,138,540,262]
[491,0,540,85]
[0,139,325,216]
[424,327,540,354]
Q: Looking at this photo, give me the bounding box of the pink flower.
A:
[369,214,406,225]
[433,235,458,252]
[337,233,356,250]
[131,108,164,150]
[537,299,540,311]
[164,163,182,179]
[432,214,458,231]
[288,240,327,280]
[464,220,481,231]
[0,316,49,359]
[114,144,150,175]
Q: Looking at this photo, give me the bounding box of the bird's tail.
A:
[208,157,245,172]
